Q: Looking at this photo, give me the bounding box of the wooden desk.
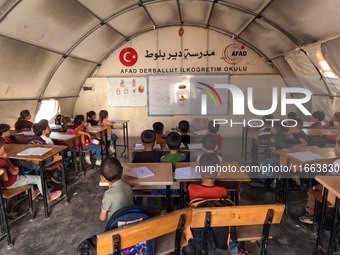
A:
[5,144,68,217]
[302,128,340,137]
[0,169,13,248]
[175,162,250,207]
[303,121,327,128]
[315,176,340,254]
[111,120,130,157]
[274,146,340,209]
[88,126,109,158]
[100,163,173,212]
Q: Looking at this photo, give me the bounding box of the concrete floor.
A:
[0,137,326,254]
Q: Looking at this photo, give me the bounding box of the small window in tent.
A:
[35,99,60,123]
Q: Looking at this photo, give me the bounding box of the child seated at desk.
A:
[161,132,186,167]
[0,137,62,202]
[286,118,309,148]
[99,157,134,221]
[61,116,75,132]
[287,111,297,120]
[196,134,222,162]
[310,111,325,128]
[153,122,166,145]
[208,120,222,149]
[98,110,117,153]
[327,112,340,129]
[73,115,102,166]
[257,114,274,140]
[86,111,98,126]
[14,110,33,131]
[0,124,12,144]
[187,153,244,255]
[179,120,190,144]
[132,130,161,163]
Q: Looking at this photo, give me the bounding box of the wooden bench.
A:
[96,204,285,255]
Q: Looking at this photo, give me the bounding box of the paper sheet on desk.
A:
[135,144,161,150]
[175,167,201,179]
[87,127,101,131]
[188,143,202,150]
[17,131,35,136]
[51,134,75,140]
[17,147,52,156]
[123,166,155,179]
[287,151,326,161]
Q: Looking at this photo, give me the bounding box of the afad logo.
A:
[119,47,138,67]
[196,82,223,115]
[222,44,247,65]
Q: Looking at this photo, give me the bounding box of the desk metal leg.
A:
[72,139,79,175]
[78,137,84,175]
[60,151,68,203]
[245,127,248,161]
[120,123,127,157]
[126,123,129,156]
[0,188,12,248]
[166,185,170,212]
[241,127,245,156]
[328,197,340,254]
[104,129,109,158]
[316,188,329,252]
[179,182,184,208]
[39,161,49,218]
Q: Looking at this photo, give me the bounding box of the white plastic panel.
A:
[145,1,180,26]
[210,3,253,35]
[241,19,297,59]
[69,25,125,63]
[108,6,154,37]
[43,57,95,98]
[218,0,270,13]
[77,0,139,20]
[262,0,340,44]
[0,36,60,99]
[180,0,212,25]
[0,0,100,52]
[0,100,38,128]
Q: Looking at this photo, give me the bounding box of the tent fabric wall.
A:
[0,0,340,123]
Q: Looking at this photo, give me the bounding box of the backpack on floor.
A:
[184,198,237,254]
[77,205,154,255]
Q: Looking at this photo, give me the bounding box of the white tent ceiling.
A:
[1,0,340,120]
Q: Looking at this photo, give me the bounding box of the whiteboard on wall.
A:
[108,77,147,107]
[148,74,230,116]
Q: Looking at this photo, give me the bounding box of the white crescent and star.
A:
[123,52,132,62]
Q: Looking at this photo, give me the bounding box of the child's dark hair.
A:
[86,111,96,122]
[15,110,30,130]
[263,114,274,125]
[287,112,297,120]
[294,118,303,130]
[100,157,123,182]
[99,110,108,122]
[312,111,325,122]
[55,114,62,125]
[153,122,164,134]
[208,120,219,134]
[334,112,340,122]
[178,120,189,133]
[33,119,49,136]
[74,115,85,127]
[0,137,5,148]
[199,153,220,179]
[166,132,182,150]
[141,130,156,144]
[0,124,10,136]
[202,134,217,151]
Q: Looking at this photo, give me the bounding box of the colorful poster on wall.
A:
[108,77,147,107]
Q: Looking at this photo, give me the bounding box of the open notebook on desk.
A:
[122,165,155,179]
[135,144,161,150]
[188,143,203,150]
[17,131,35,136]
[17,147,52,156]
[175,167,201,180]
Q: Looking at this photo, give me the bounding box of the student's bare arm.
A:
[99,209,108,221]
